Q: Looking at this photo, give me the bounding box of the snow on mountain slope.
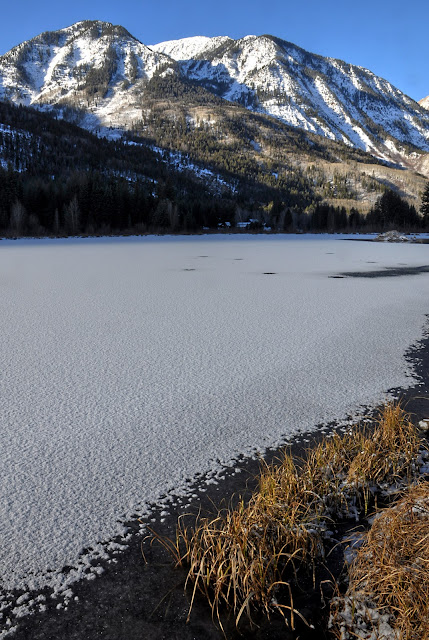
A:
[150,35,232,61]
[419,95,429,110]
[1,23,429,166]
[153,34,429,159]
[0,21,176,132]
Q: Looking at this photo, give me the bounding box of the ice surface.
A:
[0,234,429,627]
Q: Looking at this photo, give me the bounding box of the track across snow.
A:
[1,234,429,630]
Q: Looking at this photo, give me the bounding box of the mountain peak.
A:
[65,20,139,41]
[150,35,233,60]
[0,20,175,125]
[1,23,429,167]
[419,95,429,110]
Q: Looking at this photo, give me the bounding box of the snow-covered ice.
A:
[1,233,429,631]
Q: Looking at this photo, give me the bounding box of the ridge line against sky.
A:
[0,0,426,102]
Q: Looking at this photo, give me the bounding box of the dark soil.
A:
[5,327,429,640]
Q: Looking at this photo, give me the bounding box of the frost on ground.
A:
[330,483,429,640]
[0,234,429,634]
[329,596,399,640]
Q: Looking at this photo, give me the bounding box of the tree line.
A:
[0,98,428,237]
[1,162,427,237]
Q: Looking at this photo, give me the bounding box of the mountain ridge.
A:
[151,33,429,160]
[419,95,429,110]
[0,21,429,177]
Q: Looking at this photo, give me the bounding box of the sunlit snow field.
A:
[1,234,429,626]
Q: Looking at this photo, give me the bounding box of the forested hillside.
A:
[0,98,427,236]
[3,20,429,169]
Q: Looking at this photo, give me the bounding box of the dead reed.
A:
[173,453,325,630]
[304,403,421,517]
[330,482,429,639]
[155,404,424,632]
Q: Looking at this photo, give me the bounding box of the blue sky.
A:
[0,0,427,101]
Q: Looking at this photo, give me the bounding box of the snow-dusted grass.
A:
[330,482,429,640]
[0,233,429,631]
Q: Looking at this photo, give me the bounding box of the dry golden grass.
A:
[330,482,429,640]
[347,404,420,485]
[155,404,424,632]
[304,404,420,517]
[172,453,325,630]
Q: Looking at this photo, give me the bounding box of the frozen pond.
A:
[1,234,429,628]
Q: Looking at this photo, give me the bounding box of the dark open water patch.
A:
[332,265,429,279]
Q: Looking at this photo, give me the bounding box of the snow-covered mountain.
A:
[1,22,429,167]
[152,34,429,162]
[0,20,176,133]
[150,35,233,62]
[419,95,429,111]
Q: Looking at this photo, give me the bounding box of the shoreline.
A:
[4,327,429,640]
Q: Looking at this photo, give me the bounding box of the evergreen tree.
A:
[10,200,26,235]
[367,189,419,231]
[348,208,362,230]
[421,182,429,227]
[283,208,293,232]
[64,195,80,234]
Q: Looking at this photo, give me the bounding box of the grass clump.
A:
[305,403,421,518]
[347,403,421,488]
[174,453,325,629]
[155,404,425,632]
[330,482,429,640]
